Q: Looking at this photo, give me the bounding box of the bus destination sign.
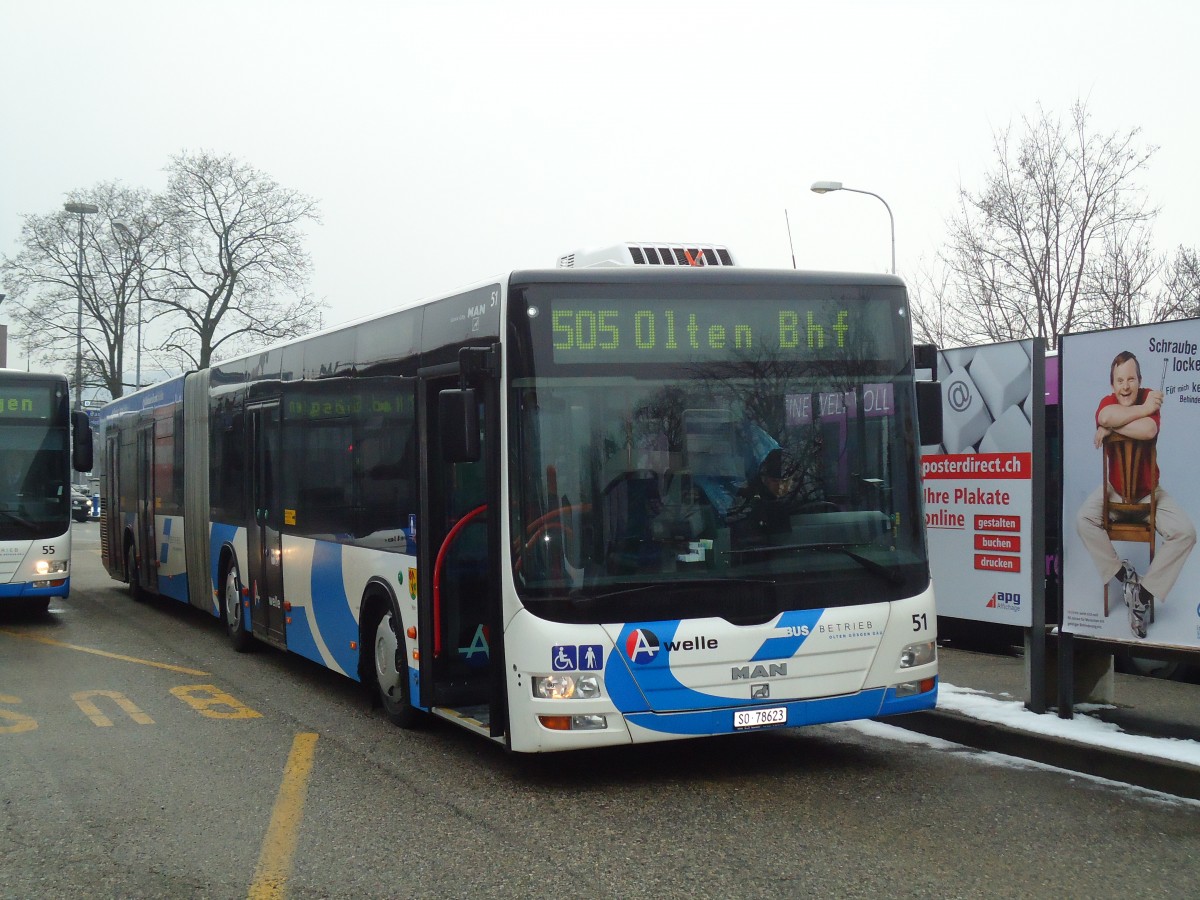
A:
[548,298,894,364]
[0,386,54,420]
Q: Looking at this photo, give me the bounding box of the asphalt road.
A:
[2,523,1198,899]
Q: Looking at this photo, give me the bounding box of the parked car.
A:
[71,486,93,523]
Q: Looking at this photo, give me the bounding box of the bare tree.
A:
[1078,219,1161,331]
[0,183,153,398]
[909,258,972,348]
[1152,246,1200,321]
[109,206,170,389]
[153,151,323,369]
[935,101,1158,349]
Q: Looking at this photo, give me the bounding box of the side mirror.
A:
[71,410,94,472]
[439,388,480,463]
[916,381,943,447]
[913,343,939,381]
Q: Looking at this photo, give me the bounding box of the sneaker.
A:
[1129,584,1149,639]
[1121,564,1139,609]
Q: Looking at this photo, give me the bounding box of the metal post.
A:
[1057,631,1075,719]
[64,202,98,409]
[74,213,83,408]
[113,221,142,390]
[810,181,896,274]
[136,287,142,390]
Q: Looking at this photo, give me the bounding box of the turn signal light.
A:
[537,714,608,731]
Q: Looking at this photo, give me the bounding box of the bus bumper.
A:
[622,678,939,737]
[0,577,70,600]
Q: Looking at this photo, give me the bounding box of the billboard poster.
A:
[921,340,1040,627]
[1062,321,1200,649]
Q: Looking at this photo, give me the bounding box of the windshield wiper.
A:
[573,584,667,604]
[570,577,777,605]
[0,508,37,531]
[729,542,905,586]
[801,544,907,586]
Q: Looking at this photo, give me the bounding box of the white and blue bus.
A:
[0,370,94,614]
[98,246,942,751]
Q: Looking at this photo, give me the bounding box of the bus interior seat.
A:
[602,469,663,570]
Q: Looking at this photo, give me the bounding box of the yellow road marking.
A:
[170,684,262,719]
[0,629,210,675]
[0,694,38,733]
[72,690,156,726]
[249,732,319,900]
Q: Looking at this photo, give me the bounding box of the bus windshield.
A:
[0,389,71,541]
[507,276,929,624]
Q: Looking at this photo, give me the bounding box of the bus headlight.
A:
[899,641,936,669]
[532,673,602,700]
[34,560,68,575]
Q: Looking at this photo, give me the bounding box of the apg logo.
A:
[625,628,661,664]
[986,591,1022,612]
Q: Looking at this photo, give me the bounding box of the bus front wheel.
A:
[372,605,417,728]
[22,597,50,615]
[223,561,255,653]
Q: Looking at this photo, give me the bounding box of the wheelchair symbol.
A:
[552,645,577,671]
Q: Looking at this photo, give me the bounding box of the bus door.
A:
[247,400,286,648]
[136,421,158,595]
[102,432,120,576]
[417,346,505,738]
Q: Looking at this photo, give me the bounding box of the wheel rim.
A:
[374,611,402,703]
[224,568,241,630]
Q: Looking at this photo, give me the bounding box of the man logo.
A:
[625,628,661,664]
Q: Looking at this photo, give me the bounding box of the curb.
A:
[892,709,1200,801]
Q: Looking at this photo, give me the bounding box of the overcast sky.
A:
[2,1,1197,373]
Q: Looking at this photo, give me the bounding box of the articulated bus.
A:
[0,370,94,614]
[98,246,942,751]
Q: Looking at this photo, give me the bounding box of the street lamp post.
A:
[810,181,896,275]
[64,202,99,410]
[112,222,142,389]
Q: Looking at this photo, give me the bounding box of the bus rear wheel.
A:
[223,561,255,653]
[372,605,417,728]
[125,544,144,602]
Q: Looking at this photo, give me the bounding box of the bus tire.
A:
[22,597,51,616]
[370,602,418,728]
[222,560,255,653]
[125,543,145,603]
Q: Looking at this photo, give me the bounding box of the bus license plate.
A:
[734,707,787,729]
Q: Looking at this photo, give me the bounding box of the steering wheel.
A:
[601,469,659,495]
[513,505,588,575]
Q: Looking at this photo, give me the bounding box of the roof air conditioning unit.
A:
[557,242,735,268]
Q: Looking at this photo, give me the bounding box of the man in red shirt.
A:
[1076,351,1196,638]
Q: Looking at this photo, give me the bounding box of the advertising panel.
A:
[1062,321,1200,649]
[921,340,1040,627]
